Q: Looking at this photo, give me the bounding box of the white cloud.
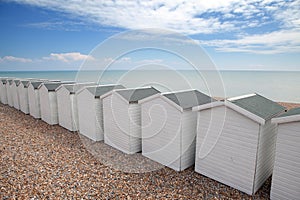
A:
[0,56,32,63]
[103,57,162,64]
[8,0,300,54]
[43,52,95,62]
[10,0,296,34]
[201,29,300,54]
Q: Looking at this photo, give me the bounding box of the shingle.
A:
[163,90,215,110]
[116,87,160,103]
[86,85,125,98]
[228,93,285,120]
[277,107,300,118]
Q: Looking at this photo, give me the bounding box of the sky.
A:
[0,0,299,71]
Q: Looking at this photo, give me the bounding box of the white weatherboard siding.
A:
[94,96,103,139]
[57,88,71,130]
[181,111,197,170]
[141,97,182,171]
[12,83,20,110]
[28,84,41,118]
[103,94,133,154]
[77,90,103,141]
[57,88,73,131]
[40,86,59,125]
[195,106,259,195]
[128,103,142,153]
[103,93,143,154]
[271,122,300,200]
[0,82,7,104]
[142,96,198,171]
[6,83,14,107]
[18,84,30,114]
[253,120,277,193]
[57,83,96,131]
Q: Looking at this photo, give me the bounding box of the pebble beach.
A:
[0,102,298,199]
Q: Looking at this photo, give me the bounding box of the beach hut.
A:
[18,80,31,114]
[11,79,22,110]
[102,87,160,154]
[39,81,74,125]
[192,93,285,195]
[6,78,15,107]
[139,89,215,171]
[0,79,8,104]
[28,80,59,119]
[270,107,300,200]
[28,81,48,118]
[77,84,125,141]
[56,82,96,131]
[18,79,40,114]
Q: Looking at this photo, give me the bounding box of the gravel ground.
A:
[0,102,298,199]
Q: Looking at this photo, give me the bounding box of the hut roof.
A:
[21,80,31,88]
[13,79,21,86]
[86,85,124,98]
[8,79,14,85]
[58,83,96,94]
[41,82,74,91]
[228,93,285,121]
[31,81,44,89]
[163,90,215,110]
[278,107,300,117]
[116,87,160,103]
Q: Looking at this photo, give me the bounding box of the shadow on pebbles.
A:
[0,103,273,199]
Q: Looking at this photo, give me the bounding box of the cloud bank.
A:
[7,0,300,53]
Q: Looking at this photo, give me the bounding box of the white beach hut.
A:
[18,79,41,114]
[11,79,22,110]
[56,82,96,131]
[0,79,8,104]
[18,80,31,114]
[102,87,160,154]
[139,89,215,171]
[270,107,300,200]
[6,79,15,107]
[28,81,50,119]
[77,84,125,141]
[192,93,285,195]
[39,81,74,125]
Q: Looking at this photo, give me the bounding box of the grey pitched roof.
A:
[31,81,44,89]
[86,85,125,98]
[14,79,21,86]
[8,79,14,85]
[43,83,63,91]
[61,83,96,94]
[116,87,160,103]
[21,80,30,88]
[277,107,300,118]
[163,90,215,110]
[228,93,285,120]
[42,82,74,91]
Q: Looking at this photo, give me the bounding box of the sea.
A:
[1,70,299,103]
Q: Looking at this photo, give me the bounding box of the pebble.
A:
[1,102,297,199]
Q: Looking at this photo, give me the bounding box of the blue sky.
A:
[0,0,299,71]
